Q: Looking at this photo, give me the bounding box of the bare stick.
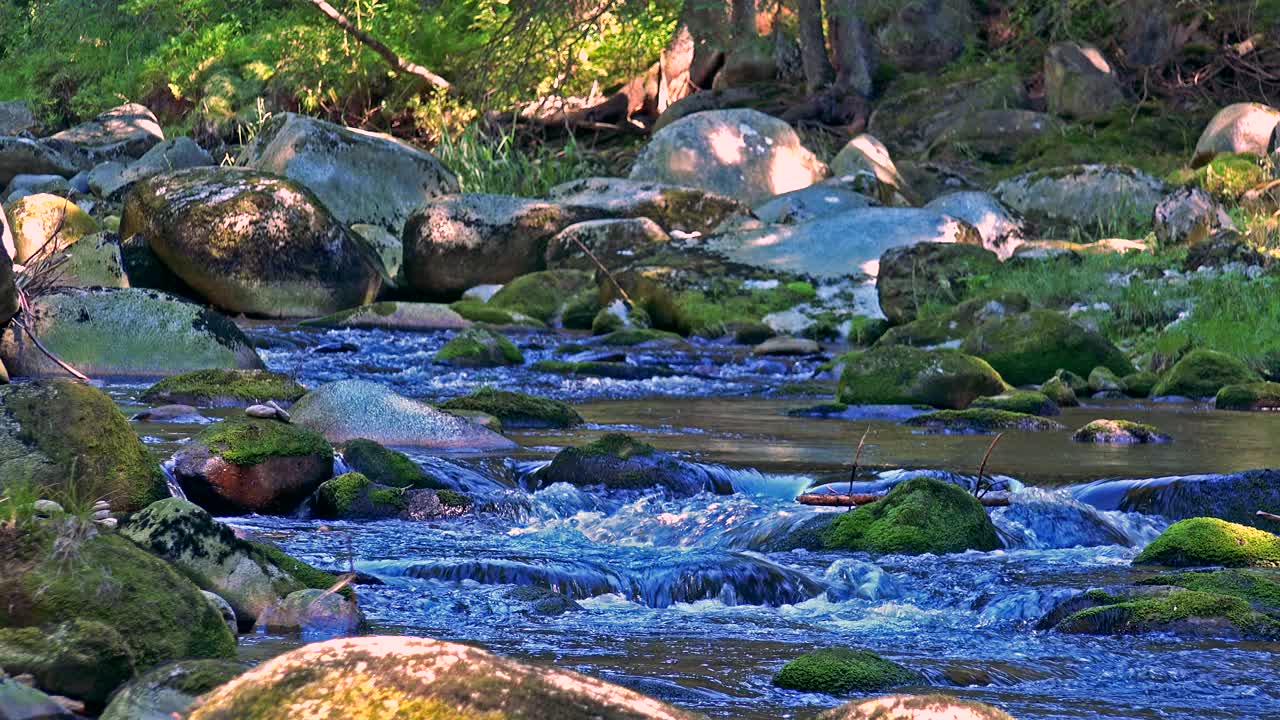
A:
[567,233,635,310]
[13,317,89,381]
[975,433,1004,499]
[1258,510,1280,523]
[300,0,451,91]
[847,427,870,511]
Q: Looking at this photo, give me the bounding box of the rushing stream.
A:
[112,325,1280,719]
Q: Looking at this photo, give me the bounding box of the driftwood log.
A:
[1258,511,1280,523]
[797,493,1010,508]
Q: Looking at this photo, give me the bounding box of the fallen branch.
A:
[300,0,451,91]
[974,432,1004,499]
[1257,510,1280,523]
[846,427,870,511]
[798,492,1010,508]
[567,234,635,310]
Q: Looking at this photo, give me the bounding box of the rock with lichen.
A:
[1071,419,1170,444]
[772,648,921,695]
[99,659,244,720]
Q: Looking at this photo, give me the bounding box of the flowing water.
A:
[112,325,1280,719]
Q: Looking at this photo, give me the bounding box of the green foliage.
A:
[1134,517,1280,568]
[772,648,920,695]
[199,418,333,466]
[822,476,1002,555]
[969,390,1059,416]
[434,125,604,197]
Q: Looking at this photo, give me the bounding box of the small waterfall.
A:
[160,458,187,500]
[1071,470,1280,528]
[693,464,815,499]
[332,453,352,476]
[976,587,1084,627]
[992,488,1165,549]
[823,559,904,602]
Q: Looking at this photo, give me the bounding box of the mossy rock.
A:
[312,472,408,520]
[961,310,1134,386]
[822,476,1002,555]
[448,299,544,327]
[0,528,236,671]
[506,586,583,616]
[970,390,1059,416]
[1039,376,1080,407]
[837,346,1007,410]
[198,417,332,467]
[534,433,726,496]
[1071,419,1170,444]
[141,369,306,407]
[186,636,702,720]
[338,439,445,490]
[100,658,245,720]
[904,409,1066,434]
[595,328,688,348]
[434,328,523,368]
[1216,382,1280,411]
[1138,569,1280,610]
[1152,349,1258,398]
[874,292,1031,349]
[1087,366,1123,395]
[1134,517,1280,568]
[1054,588,1280,639]
[1049,368,1088,393]
[773,648,921,695]
[1121,371,1158,398]
[0,379,166,511]
[1170,152,1270,200]
[816,694,1016,720]
[488,270,595,324]
[0,619,135,708]
[876,242,1001,325]
[532,359,677,381]
[438,388,583,429]
[255,587,364,636]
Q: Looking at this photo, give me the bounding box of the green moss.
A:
[970,390,1058,416]
[673,279,820,337]
[961,310,1134,386]
[367,485,409,509]
[596,328,685,346]
[338,439,443,489]
[435,489,470,508]
[248,541,350,598]
[435,328,523,366]
[904,409,1066,433]
[1153,349,1258,398]
[314,472,372,516]
[1134,517,1280,568]
[1121,371,1158,398]
[488,270,594,323]
[772,648,920,695]
[577,433,656,460]
[141,369,306,406]
[822,476,1001,555]
[837,346,1007,409]
[1039,377,1079,407]
[1139,570,1280,609]
[439,388,583,429]
[1057,589,1280,638]
[0,620,135,708]
[1216,382,1280,411]
[198,418,332,466]
[1169,152,1269,199]
[1071,419,1169,444]
[449,300,536,326]
[590,307,626,335]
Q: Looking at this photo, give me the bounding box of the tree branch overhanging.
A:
[300,0,452,91]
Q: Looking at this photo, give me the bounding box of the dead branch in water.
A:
[974,433,1004,499]
[798,492,1010,508]
[846,427,870,511]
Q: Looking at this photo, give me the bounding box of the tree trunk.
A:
[797,0,835,92]
[730,0,758,41]
[827,0,875,97]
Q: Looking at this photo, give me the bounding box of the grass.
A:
[433,125,603,197]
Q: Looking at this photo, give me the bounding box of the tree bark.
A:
[797,0,835,92]
[300,0,452,91]
[826,0,875,97]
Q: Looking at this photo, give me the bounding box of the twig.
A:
[974,433,1004,499]
[12,317,89,381]
[1257,510,1280,523]
[847,427,870,511]
[299,0,451,91]
[566,233,635,310]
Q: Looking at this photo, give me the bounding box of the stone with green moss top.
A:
[1039,376,1079,407]
[338,439,445,489]
[142,369,305,407]
[0,528,236,671]
[905,409,1066,434]
[187,635,702,720]
[875,292,1030,349]
[970,390,1059,416]
[439,388,582,429]
[837,346,1007,410]
[595,328,688,348]
[1071,419,1170,444]
[300,302,471,332]
[817,694,1016,720]
[447,299,544,327]
[1135,517,1280,568]
[1139,569,1280,609]
[992,164,1167,235]
[961,310,1134,387]
[533,359,677,381]
[1216,382,1280,411]
[1153,349,1258,398]
[772,648,921,695]
[487,270,595,324]
[822,476,1002,555]
[876,242,1001,325]
[435,327,523,368]
[1175,152,1271,199]
[0,619,135,708]
[0,379,166,511]
[1055,588,1280,639]
[100,659,245,720]
[1121,371,1158,398]
[1088,366,1123,395]
[312,472,407,520]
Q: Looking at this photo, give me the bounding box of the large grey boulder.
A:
[545,217,671,270]
[1153,187,1235,248]
[629,109,828,205]
[241,113,457,235]
[44,103,164,166]
[1045,42,1125,121]
[547,176,747,233]
[924,191,1024,258]
[0,100,37,135]
[1193,103,1280,165]
[754,185,873,224]
[91,137,216,198]
[993,165,1169,233]
[0,136,80,186]
[707,208,982,280]
[120,167,382,318]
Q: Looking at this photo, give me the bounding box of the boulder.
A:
[753,186,873,224]
[44,103,163,165]
[1153,187,1235,248]
[1071,419,1170,444]
[1073,469,1280,528]
[822,476,1002,554]
[1121,371,1158,398]
[434,327,523,367]
[439,388,583,429]
[0,137,81,187]
[1044,42,1125,121]
[402,194,604,297]
[120,167,381,318]
[927,109,1061,163]
[172,418,333,514]
[829,134,909,205]
[90,138,215,199]
[0,379,166,511]
[871,0,974,72]
[337,439,448,489]
[301,302,471,332]
[1134,518,1280,567]
[5,174,72,200]
[0,288,264,378]
[872,291,1029,349]
[487,269,594,324]
[923,191,1024,257]
[290,380,516,449]
[752,336,821,356]
[970,390,1060,416]
[993,165,1169,233]
[534,433,728,496]
[186,635,702,720]
[876,242,1000,325]
[1153,349,1258,398]
[545,218,671,270]
[3,192,98,263]
[904,409,1065,433]
[960,310,1134,386]
[240,113,458,235]
[1216,381,1280,411]
[47,231,128,288]
[141,368,305,407]
[99,659,243,720]
[868,69,1028,156]
[0,620,135,708]
[709,208,983,281]
[0,100,37,135]
[255,588,363,637]
[837,346,1006,409]
[1039,375,1080,408]
[772,648,921,695]
[629,109,827,205]
[818,695,1016,720]
[1088,366,1124,395]
[1193,103,1280,166]
[349,223,402,282]
[1053,586,1280,639]
[546,177,748,234]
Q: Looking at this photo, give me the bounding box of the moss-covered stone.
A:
[0,528,236,670]
[1121,371,1158,398]
[1216,382,1280,411]
[434,328,523,367]
[0,379,166,511]
[875,292,1031,349]
[822,476,1002,555]
[506,586,583,616]
[1055,588,1280,639]
[904,409,1066,434]
[141,369,306,407]
[187,636,702,720]
[837,346,1007,409]
[816,694,1016,720]
[1071,419,1170,444]
[596,328,688,348]
[1153,349,1258,398]
[447,299,544,327]
[1170,152,1270,200]
[0,619,135,708]
[1134,517,1280,568]
[1087,366,1123,394]
[535,433,724,496]
[488,270,595,324]
[100,659,245,720]
[961,310,1134,386]
[439,388,583,429]
[1138,569,1280,609]
[772,648,921,695]
[312,473,407,520]
[876,243,1001,325]
[338,439,444,489]
[1039,376,1080,407]
[970,390,1059,416]
[199,417,331,466]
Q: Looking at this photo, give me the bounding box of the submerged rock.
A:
[1152,349,1258,398]
[141,368,305,407]
[961,310,1134,387]
[822,476,1002,555]
[535,433,728,496]
[434,327,523,367]
[904,409,1065,434]
[99,659,244,720]
[301,302,471,332]
[1071,419,1170,444]
[439,388,583,429]
[255,588,364,637]
[818,695,1016,720]
[1134,517,1280,568]
[772,648,921,695]
[837,346,1007,409]
[1073,469,1280,529]
[186,635,703,720]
